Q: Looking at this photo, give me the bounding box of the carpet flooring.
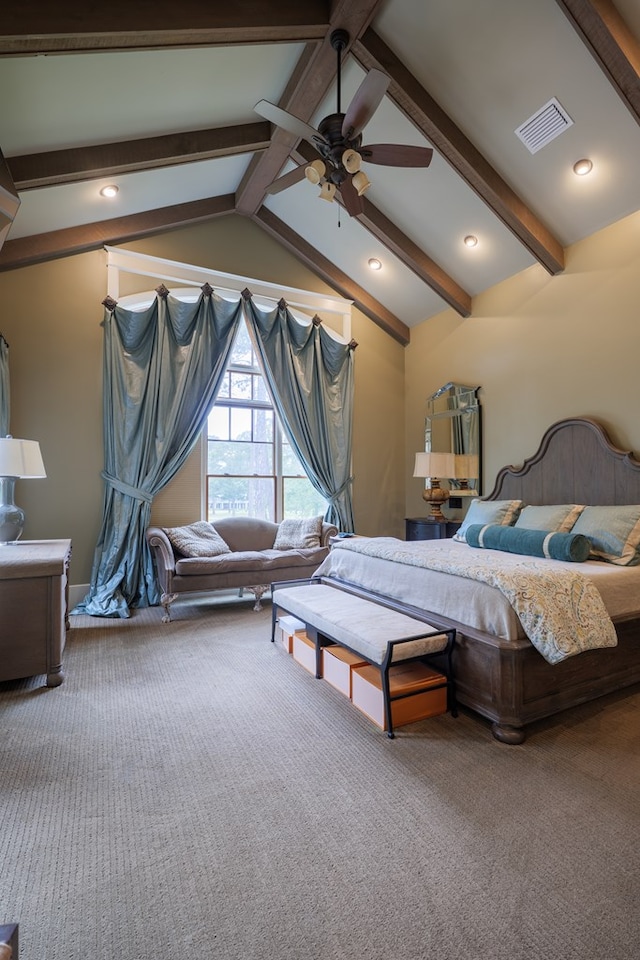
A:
[1,595,639,960]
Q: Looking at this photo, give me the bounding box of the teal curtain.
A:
[244,295,355,531]
[75,284,243,618]
[0,334,9,436]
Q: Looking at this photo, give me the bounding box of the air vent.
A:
[515,97,574,154]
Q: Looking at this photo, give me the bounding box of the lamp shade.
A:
[0,437,46,478]
[305,159,326,185]
[413,451,455,479]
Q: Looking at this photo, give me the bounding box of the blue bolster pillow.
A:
[465,524,591,562]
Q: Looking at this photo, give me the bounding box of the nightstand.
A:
[405,518,461,541]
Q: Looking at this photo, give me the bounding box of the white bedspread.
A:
[315,538,622,664]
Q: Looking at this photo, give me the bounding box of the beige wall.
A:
[405,209,640,520]
[0,215,406,587]
[3,208,638,590]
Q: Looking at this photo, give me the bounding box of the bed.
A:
[316,417,640,743]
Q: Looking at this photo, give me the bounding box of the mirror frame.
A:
[425,382,482,496]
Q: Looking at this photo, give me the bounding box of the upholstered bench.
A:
[271,579,457,737]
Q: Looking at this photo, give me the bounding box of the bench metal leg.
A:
[382,667,395,738]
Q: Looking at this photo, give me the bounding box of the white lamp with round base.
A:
[0,437,47,544]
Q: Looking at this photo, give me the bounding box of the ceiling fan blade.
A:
[264,164,309,196]
[339,176,364,218]
[341,70,390,140]
[359,144,434,167]
[254,100,326,147]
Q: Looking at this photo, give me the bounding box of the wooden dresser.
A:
[0,539,72,686]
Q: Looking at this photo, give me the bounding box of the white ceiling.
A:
[1,0,640,340]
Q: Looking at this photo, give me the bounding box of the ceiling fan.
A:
[254,29,433,217]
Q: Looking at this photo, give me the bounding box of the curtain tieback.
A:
[101,471,153,503]
[328,477,353,503]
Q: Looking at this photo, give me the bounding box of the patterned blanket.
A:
[332,538,618,664]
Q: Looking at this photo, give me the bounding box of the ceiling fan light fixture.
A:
[573,158,593,176]
[352,171,371,196]
[305,159,326,185]
[342,149,362,174]
[319,181,336,203]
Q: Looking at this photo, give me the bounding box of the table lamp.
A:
[413,451,455,520]
[0,436,46,544]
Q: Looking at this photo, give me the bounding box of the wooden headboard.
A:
[487,417,640,506]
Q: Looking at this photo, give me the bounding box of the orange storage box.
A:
[322,644,368,697]
[276,614,306,654]
[351,661,447,731]
[292,632,317,675]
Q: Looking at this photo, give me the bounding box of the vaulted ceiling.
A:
[1,0,640,344]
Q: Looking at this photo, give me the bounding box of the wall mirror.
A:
[425,382,482,495]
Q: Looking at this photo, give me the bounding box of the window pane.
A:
[282,439,305,475]
[217,373,230,399]
[249,441,273,474]
[208,439,273,475]
[231,322,255,367]
[283,478,328,519]
[230,407,252,440]
[253,408,273,443]
[208,406,229,440]
[230,371,253,401]
[208,477,274,521]
[253,376,270,402]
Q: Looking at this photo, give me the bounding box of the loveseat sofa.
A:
[146,515,337,621]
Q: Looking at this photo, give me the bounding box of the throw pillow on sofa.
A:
[164,521,231,558]
[273,516,323,550]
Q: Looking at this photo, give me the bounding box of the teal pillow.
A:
[453,498,522,543]
[570,505,640,566]
[465,523,591,562]
[514,504,585,533]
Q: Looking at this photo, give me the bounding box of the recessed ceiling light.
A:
[464,235,478,248]
[368,257,382,270]
[573,158,593,176]
[100,184,119,198]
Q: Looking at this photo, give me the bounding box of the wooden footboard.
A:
[452,617,640,743]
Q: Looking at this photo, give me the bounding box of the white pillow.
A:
[164,521,231,558]
[453,499,522,543]
[570,505,640,566]
[273,516,323,550]
[514,504,585,533]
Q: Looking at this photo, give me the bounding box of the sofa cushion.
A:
[273,516,323,550]
[175,547,326,576]
[164,521,231,558]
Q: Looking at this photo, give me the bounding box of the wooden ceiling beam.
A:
[8,123,272,190]
[354,29,566,275]
[357,197,472,317]
[252,206,410,345]
[0,195,235,272]
[0,148,21,255]
[292,141,472,317]
[235,0,385,215]
[0,1,331,54]
[554,0,640,122]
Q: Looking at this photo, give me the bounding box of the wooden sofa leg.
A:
[247,584,269,611]
[160,592,178,623]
